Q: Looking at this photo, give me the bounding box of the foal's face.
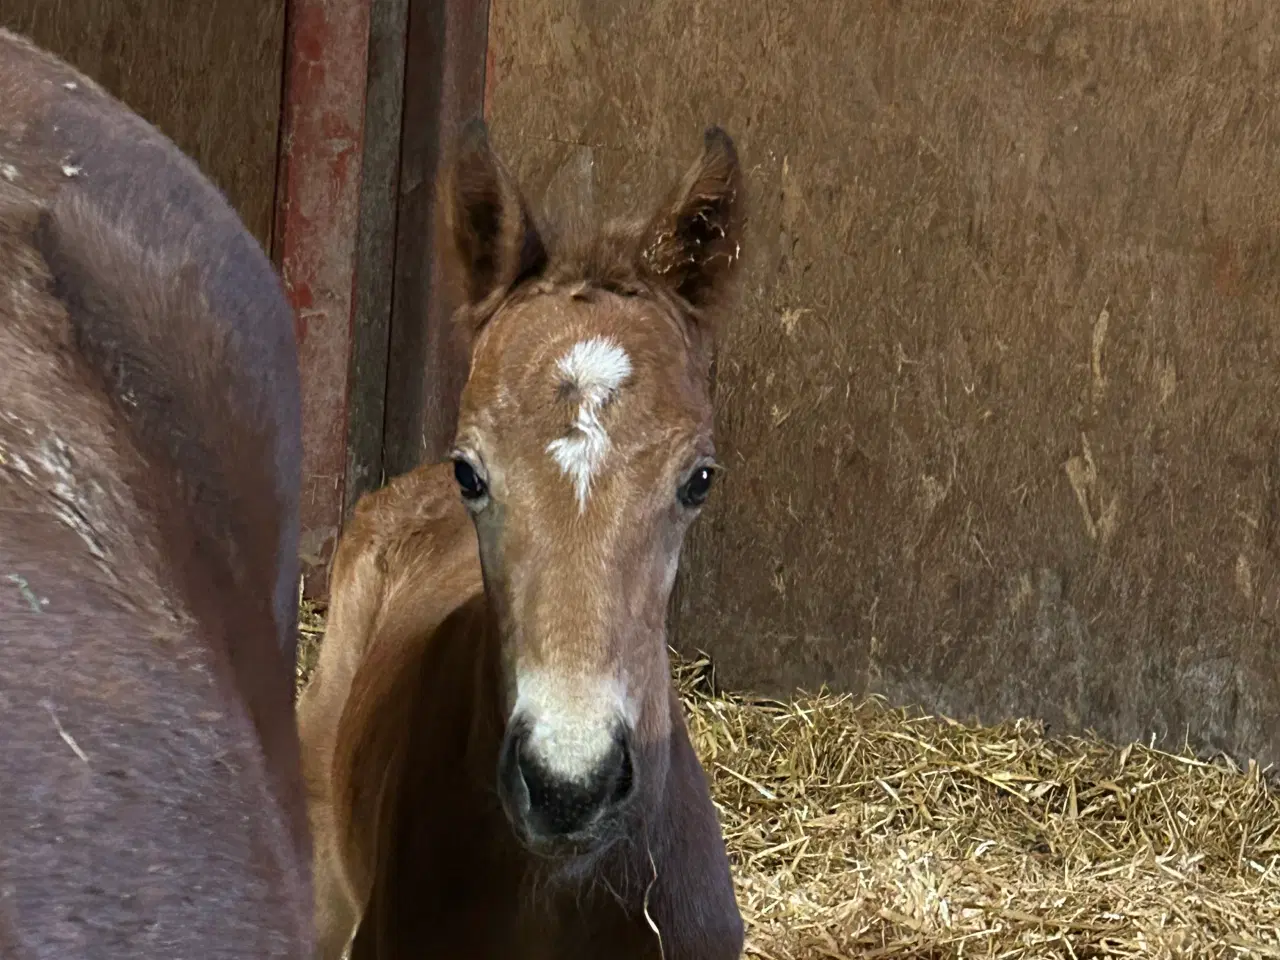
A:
[445,122,742,856]
[454,296,714,844]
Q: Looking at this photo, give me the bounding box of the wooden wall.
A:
[485,0,1280,767]
[2,0,285,248]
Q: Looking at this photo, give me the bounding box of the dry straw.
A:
[297,602,1280,958]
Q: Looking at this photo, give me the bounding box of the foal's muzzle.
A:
[496,718,636,847]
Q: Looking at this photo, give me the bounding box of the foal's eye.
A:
[453,458,488,502]
[678,465,716,509]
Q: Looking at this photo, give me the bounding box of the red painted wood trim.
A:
[274,0,373,597]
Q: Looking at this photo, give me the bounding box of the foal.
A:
[0,30,310,956]
[298,121,746,959]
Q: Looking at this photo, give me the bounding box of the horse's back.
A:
[0,30,308,957]
[0,27,302,652]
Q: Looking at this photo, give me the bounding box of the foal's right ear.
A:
[446,119,547,310]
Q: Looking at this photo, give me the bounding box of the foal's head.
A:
[444,122,743,858]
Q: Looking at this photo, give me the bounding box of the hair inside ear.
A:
[641,126,744,309]
[448,119,547,308]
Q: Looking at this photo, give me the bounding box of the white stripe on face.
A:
[545,337,632,511]
[512,669,628,783]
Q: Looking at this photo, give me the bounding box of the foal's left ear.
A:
[446,118,547,310]
[640,127,744,312]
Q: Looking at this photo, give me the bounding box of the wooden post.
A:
[273,0,374,597]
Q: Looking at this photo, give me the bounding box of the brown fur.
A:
[0,30,310,957]
[300,121,745,959]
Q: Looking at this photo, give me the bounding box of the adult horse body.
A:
[300,122,745,959]
[0,30,311,957]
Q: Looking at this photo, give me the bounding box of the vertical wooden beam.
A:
[343,0,411,516]
[273,0,373,596]
[381,0,491,477]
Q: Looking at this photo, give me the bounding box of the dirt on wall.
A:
[485,0,1280,767]
[2,0,286,248]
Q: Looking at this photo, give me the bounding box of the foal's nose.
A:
[498,722,635,840]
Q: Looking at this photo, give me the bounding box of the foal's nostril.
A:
[497,727,531,818]
[610,734,634,806]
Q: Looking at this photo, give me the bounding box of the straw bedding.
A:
[297,602,1280,958]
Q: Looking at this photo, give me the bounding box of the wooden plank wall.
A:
[484,0,1280,768]
[341,0,410,524]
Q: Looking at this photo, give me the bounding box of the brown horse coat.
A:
[0,30,311,958]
